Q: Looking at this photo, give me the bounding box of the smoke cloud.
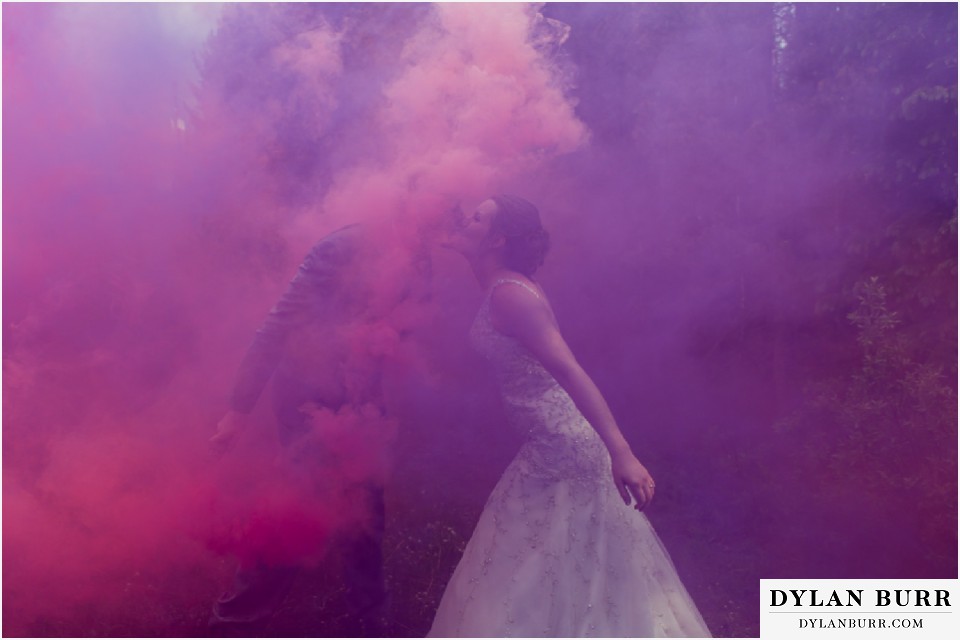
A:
[4,2,587,635]
[4,3,955,637]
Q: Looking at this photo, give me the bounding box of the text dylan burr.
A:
[770,589,951,608]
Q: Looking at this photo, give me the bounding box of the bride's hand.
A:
[610,450,655,511]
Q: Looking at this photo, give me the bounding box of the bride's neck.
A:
[469,255,513,291]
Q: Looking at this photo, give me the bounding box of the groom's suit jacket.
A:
[229,224,367,439]
[228,223,431,443]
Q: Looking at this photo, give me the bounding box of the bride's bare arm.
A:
[489,283,655,510]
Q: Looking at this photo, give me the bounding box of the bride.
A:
[429,195,711,638]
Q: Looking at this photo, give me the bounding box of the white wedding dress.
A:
[428,279,712,638]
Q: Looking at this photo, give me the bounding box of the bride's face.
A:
[442,199,499,257]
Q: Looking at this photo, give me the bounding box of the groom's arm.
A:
[229,225,361,413]
[210,226,361,453]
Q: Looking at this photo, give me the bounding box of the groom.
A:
[208,218,434,635]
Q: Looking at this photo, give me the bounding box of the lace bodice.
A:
[468,279,610,483]
[469,279,557,403]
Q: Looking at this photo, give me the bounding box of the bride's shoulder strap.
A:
[491,278,541,300]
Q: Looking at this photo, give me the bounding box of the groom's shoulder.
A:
[305,223,365,265]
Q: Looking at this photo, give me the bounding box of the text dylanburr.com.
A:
[760,580,959,639]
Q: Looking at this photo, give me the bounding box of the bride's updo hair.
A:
[490,195,550,277]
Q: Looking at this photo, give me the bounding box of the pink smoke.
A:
[3,3,585,635]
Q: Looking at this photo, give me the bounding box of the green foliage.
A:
[790,275,955,515]
[769,6,956,535]
[836,277,953,436]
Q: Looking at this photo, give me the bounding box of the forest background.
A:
[4,3,957,638]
